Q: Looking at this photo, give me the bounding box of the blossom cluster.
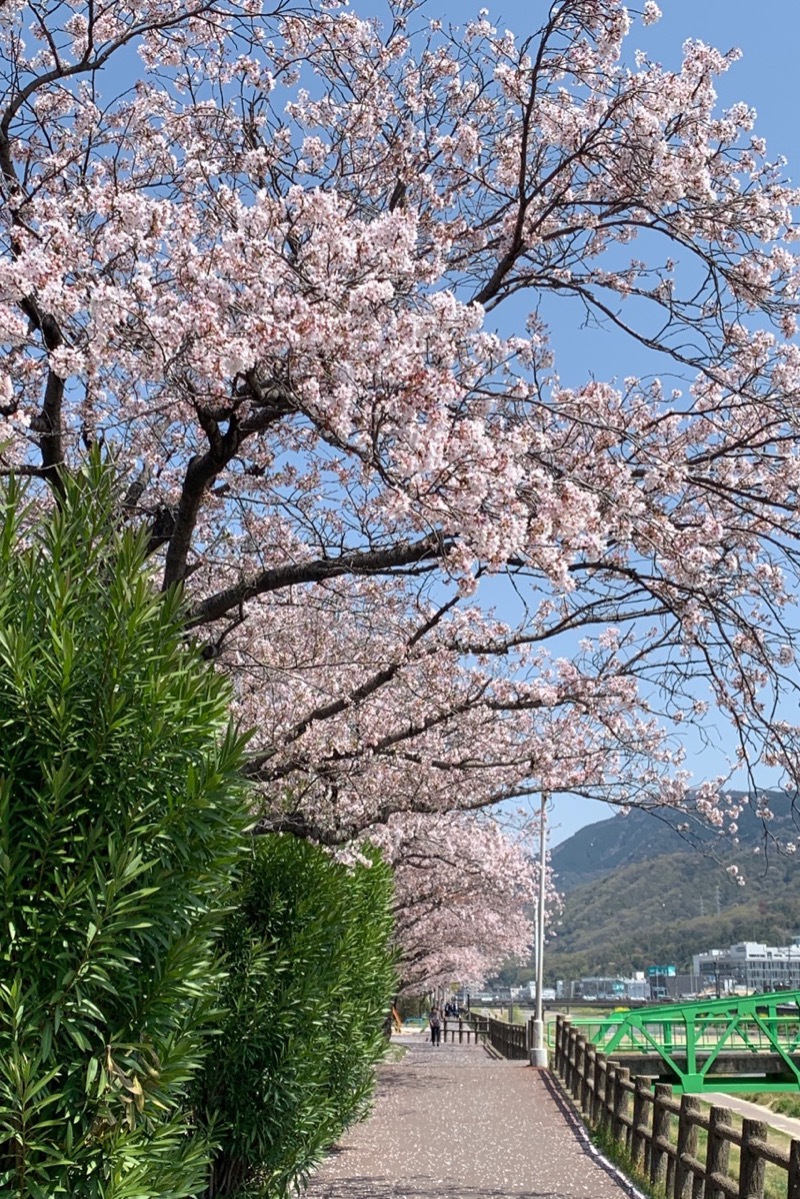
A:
[3,0,800,987]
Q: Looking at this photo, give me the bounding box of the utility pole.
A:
[530,791,549,1068]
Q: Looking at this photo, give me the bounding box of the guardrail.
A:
[442,1017,488,1045]
[555,991,800,1093]
[460,1012,523,1056]
[562,1016,800,1056]
[486,1016,528,1059]
[554,1015,800,1199]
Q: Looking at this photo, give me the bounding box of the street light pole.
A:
[530,791,549,1067]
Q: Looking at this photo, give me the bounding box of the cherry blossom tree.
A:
[374,812,560,995]
[3,0,800,893]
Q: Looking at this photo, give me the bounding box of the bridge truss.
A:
[564,990,800,1093]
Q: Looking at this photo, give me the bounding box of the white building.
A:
[571,975,649,1002]
[692,938,800,993]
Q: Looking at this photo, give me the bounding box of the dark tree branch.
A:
[186,532,451,627]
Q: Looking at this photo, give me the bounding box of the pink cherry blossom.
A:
[3,0,800,988]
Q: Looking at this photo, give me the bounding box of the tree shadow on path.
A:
[310,1181,582,1199]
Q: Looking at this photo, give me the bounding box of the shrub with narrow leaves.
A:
[196,834,396,1199]
[0,459,250,1199]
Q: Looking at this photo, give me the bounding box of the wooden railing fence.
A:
[554,1015,800,1199]
[442,1016,488,1045]
[484,1016,528,1059]
[462,1011,522,1054]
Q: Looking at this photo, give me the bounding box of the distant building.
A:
[692,938,800,993]
[645,966,707,1001]
[571,975,649,1002]
[647,964,676,1001]
[524,981,556,1002]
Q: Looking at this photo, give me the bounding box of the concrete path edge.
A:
[543,1070,649,1199]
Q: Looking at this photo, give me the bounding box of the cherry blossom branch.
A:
[186,532,451,627]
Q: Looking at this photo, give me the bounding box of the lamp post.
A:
[530,791,549,1067]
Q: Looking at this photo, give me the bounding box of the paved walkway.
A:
[306,1030,637,1199]
[704,1092,800,1140]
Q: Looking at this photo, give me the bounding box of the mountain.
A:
[550,790,800,892]
[550,807,687,892]
[543,791,800,982]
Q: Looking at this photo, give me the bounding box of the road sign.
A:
[647,965,676,977]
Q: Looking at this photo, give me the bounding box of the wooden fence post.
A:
[554,1015,563,1073]
[650,1083,673,1192]
[584,1045,595,1119]
[674,1093,701,1199]
[738,1118,767,1199]
[666,1105,677,1199]
[631,1076,650,1171]
[613,1066,630,1149]
[788,1138,800,1199]
[604,1061,616,1135]
[582,1040,593,1115]
[565,1026,575,1092]
[574,1035,586,1103]
[705,1105,732,1199]
[563,1020,572,1087]
[587,1050,599,1122]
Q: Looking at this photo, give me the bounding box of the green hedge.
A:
[197,835,396,1198]
[0,461,250,1198]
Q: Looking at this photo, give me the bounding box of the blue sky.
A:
[403,1,800,842]
[109,0,800,844]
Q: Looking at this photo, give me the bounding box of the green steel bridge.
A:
[556,990,800,1094]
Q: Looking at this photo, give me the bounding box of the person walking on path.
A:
[307,1030,634,1199]
[428,1006,442,1046]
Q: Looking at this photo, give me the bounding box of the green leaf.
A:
[0,455,250,1197]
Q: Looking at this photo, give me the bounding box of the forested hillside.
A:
[544,793,800,982]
